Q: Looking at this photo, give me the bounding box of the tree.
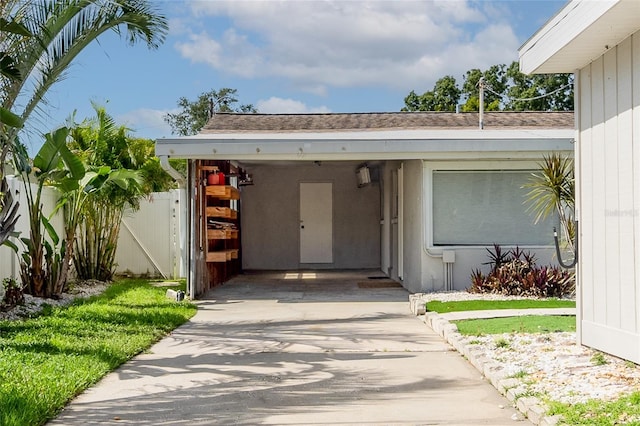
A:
[1,0,168,247]
[0,13,32,246]
[505,62,574,111]
[461,64,507,111]
[401,76,461,112]
[165,88,257,136]
[68,104,168,281]
[402,61,573,112]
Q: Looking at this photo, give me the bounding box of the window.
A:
[432,170,558,246]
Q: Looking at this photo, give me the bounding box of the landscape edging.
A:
[418,305,562,426]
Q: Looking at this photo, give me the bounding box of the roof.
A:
[519,0,640,74]
[156,111,575,162]
[200,111,574,133]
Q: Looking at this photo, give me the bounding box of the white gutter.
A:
[155,134,575,161]
[159,155,186,187]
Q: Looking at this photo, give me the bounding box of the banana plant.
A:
[52,165,142,293]
[6,127,85,297]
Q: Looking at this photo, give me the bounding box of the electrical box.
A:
[442,250,456,263]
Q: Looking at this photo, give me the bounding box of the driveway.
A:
[51,271,525,425]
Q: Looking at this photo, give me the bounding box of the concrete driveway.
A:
[52,271,525,425]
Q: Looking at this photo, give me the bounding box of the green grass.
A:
[454,315,576,335]
[0,279,197,426]
[548,391,640,425]
[426,298,575,313]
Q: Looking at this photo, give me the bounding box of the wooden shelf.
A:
[206,185,240,200]
[206,249,239,262]
[206,206,237,219]
[199,165,219,172]
[207,229,238,240]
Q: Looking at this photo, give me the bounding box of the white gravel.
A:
[423,291,640,406]
[0,280,109,321]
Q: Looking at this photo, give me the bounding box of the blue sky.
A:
[21,0,567,150]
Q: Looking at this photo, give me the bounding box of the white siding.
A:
[578,31,640,362]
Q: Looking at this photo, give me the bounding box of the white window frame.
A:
[424,160,560,248]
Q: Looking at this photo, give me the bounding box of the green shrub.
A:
[469,244,575,297]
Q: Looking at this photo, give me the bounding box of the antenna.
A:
[478,77,484,130]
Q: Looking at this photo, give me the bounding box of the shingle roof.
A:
[200,111,574,134]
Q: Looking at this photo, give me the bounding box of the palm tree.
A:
[0,0,168,244]
[1,0,168,132]
[69,104,157,281]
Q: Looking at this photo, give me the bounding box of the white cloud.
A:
[116,108,179,140]
[256,97,331,114]
[174,32,223,69]
[176,1,521,93]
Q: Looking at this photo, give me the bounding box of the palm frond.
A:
[3,0,168,127]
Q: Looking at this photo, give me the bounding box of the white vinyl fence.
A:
[0,175,186,284]
[115,190,186,279]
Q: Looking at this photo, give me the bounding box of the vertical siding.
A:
[579,66,594,325]
[617,36,636,332]
[580,31,640,362]
[633,34,640,337]
[589,56,608,326]
[603,48,621,329]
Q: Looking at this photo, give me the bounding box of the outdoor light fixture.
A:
[356,164,371,188]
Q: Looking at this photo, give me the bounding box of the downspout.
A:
[159,156,186,188]
[159,155,191,296]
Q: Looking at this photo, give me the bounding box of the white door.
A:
[300,182,333,263]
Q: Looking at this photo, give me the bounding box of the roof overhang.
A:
[155,129,575,162]
[519,0,640,74]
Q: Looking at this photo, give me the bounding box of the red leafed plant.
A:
[469,244,575,297]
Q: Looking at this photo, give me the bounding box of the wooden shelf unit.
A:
[204,185,239,263]
[196,160,241,291]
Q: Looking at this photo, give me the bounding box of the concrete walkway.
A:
[51,271,526,425]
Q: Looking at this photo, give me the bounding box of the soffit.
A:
[520,0,640,74]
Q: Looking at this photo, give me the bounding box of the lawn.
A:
[454,315,576,335]
[426,298,575,313]
[0,279,197,426]
[547,391,640,425]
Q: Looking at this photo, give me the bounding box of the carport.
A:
[156,111,574,298]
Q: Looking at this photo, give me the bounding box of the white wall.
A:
[401,160,425,292]
[576,30,640,362]
[240,162,381,270]
[396,159,568,293]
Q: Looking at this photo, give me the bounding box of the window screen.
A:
[432,171,558,245]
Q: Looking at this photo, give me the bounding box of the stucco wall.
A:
[576,30,640,362]
[240,162,381,270]
[396,159,568,293]
[401,160,424,293]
